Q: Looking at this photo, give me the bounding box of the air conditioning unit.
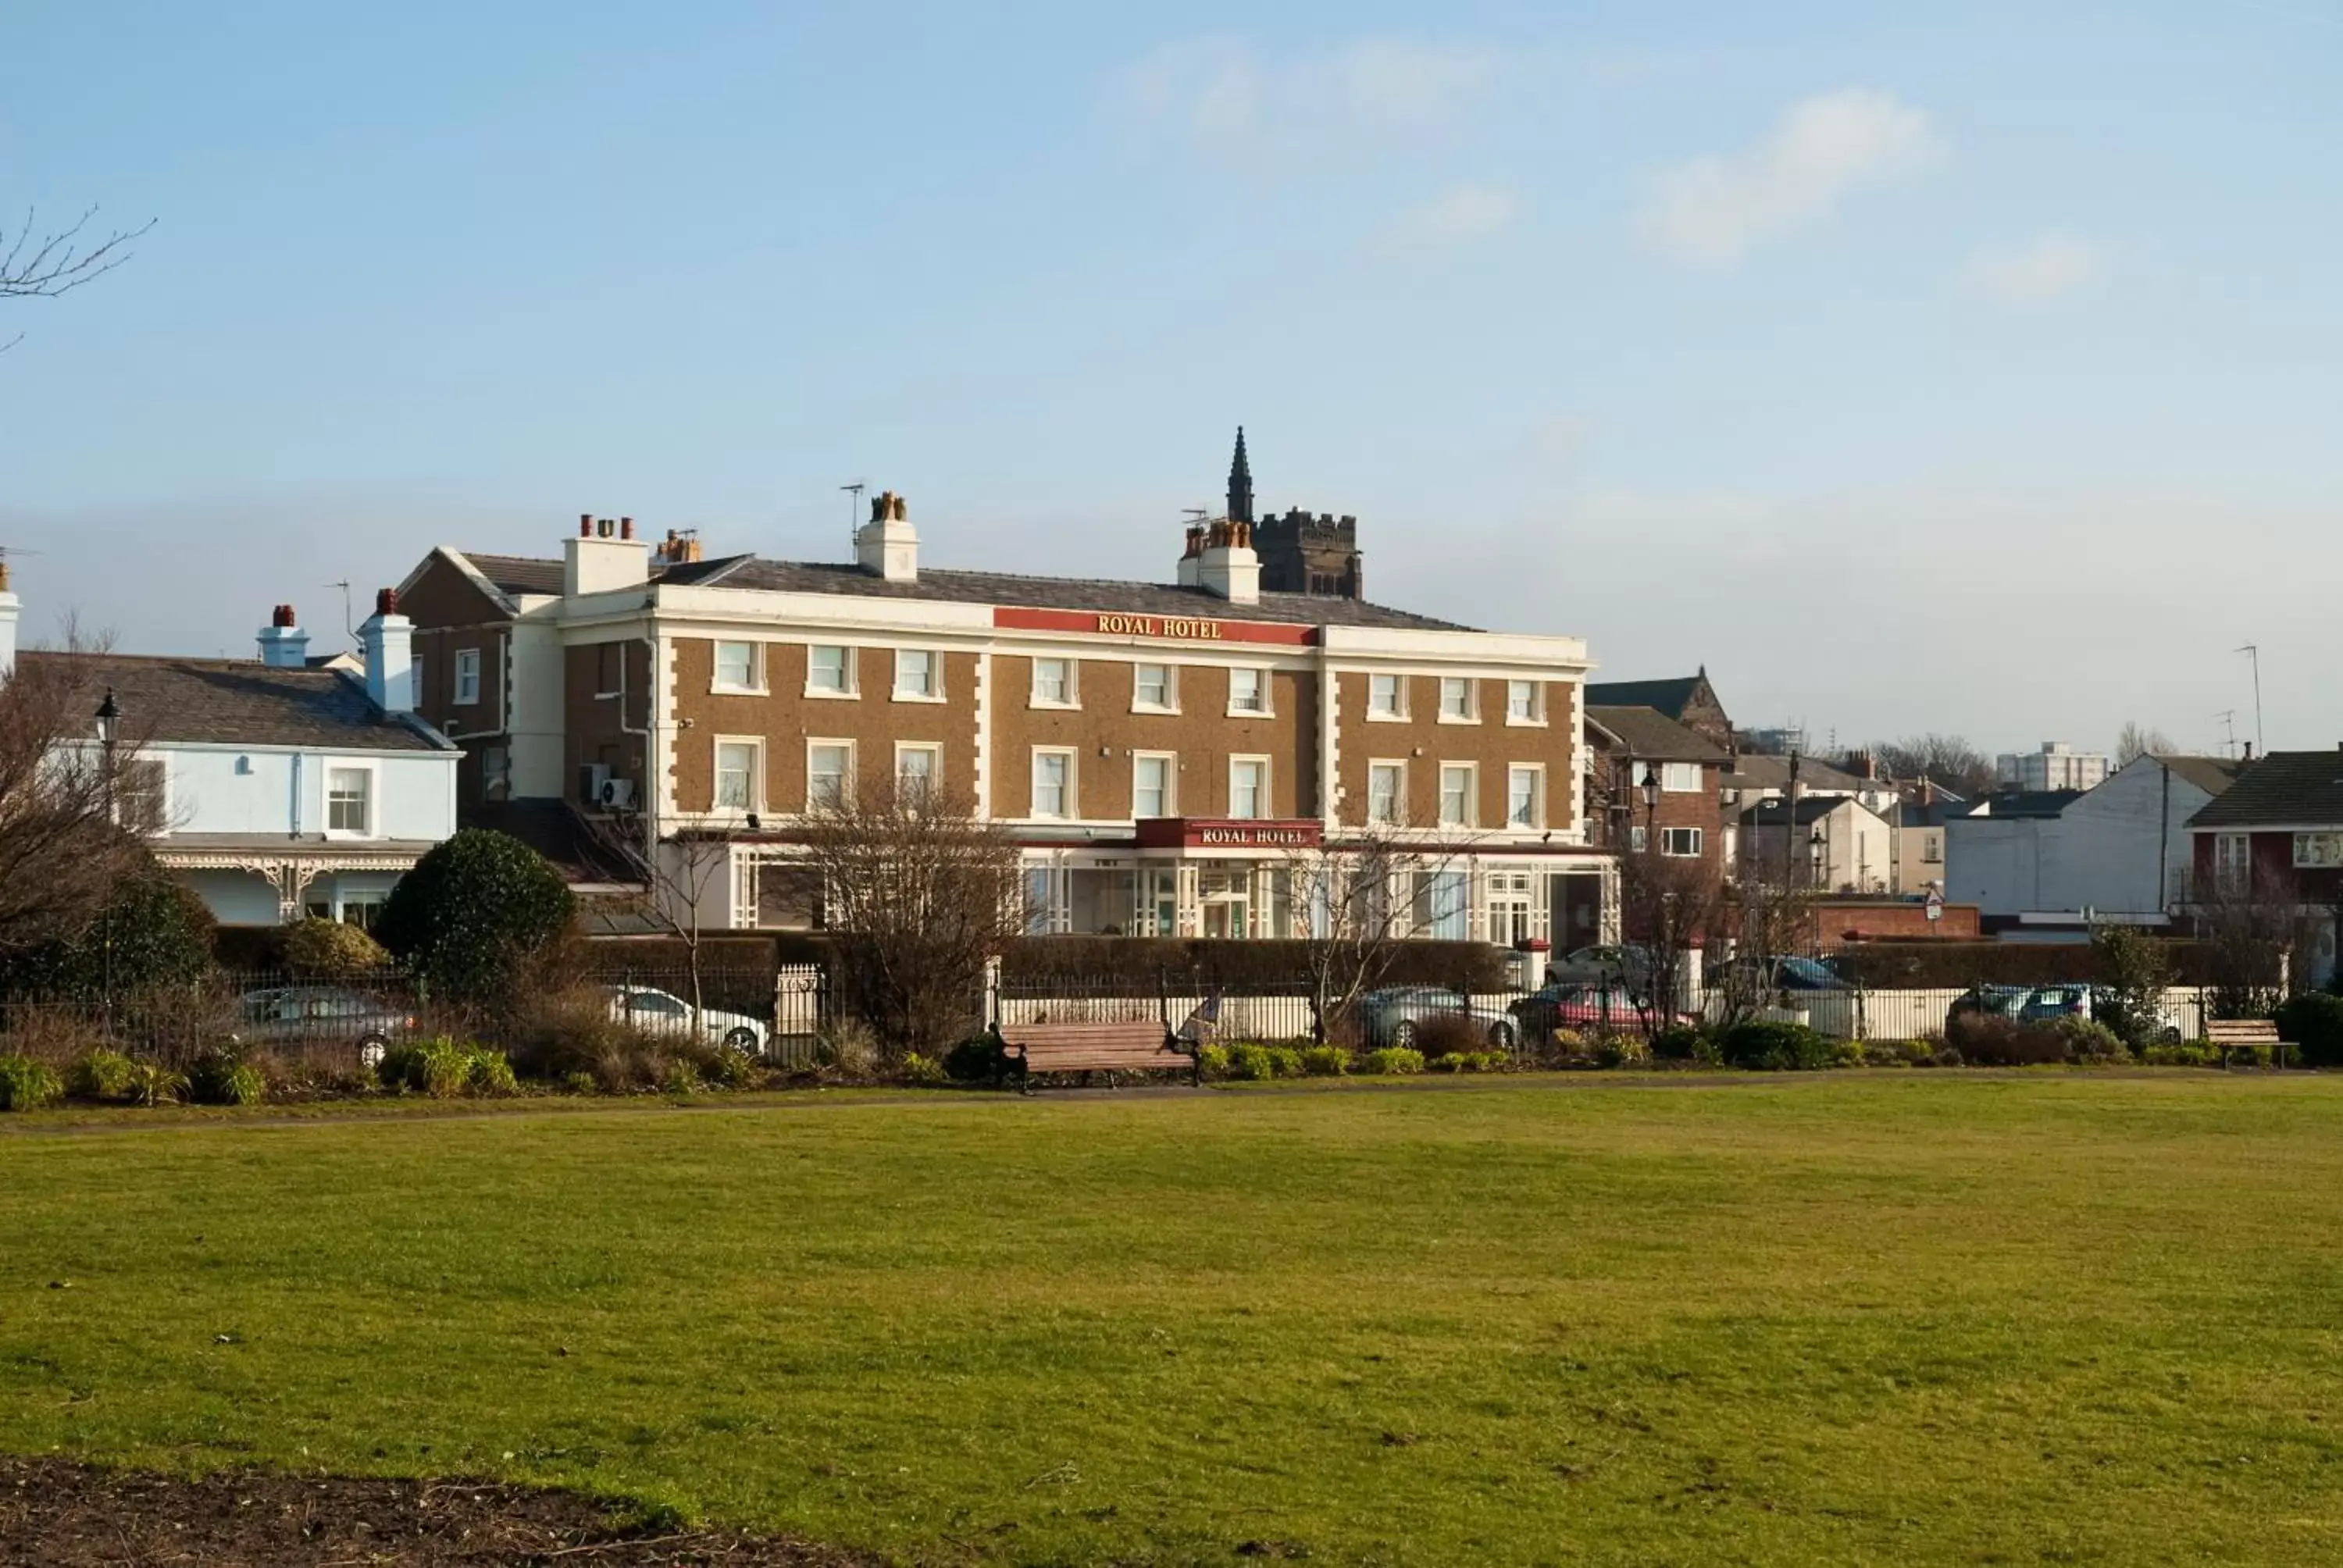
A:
[579,762,611,805]
[599,777,637,810]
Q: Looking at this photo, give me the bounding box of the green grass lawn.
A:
[5,1076,2343,1565]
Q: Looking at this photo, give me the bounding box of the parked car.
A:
[1945,985,2032,1032]
[2016,985,2092,1025]
[232,985,419,1067]
[1546,944,1654,989]
[1356,986,1518,1050]
[604,985,770,1053]
[1714,955,1842,994]
[1510,982,1690,1038]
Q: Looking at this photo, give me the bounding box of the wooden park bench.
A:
[2207,1017,2291,1070]
[992,1019,1199,1090]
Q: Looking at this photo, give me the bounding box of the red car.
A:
[1510,982,1693,1037]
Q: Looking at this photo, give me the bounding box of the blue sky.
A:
[3,0,2337,757]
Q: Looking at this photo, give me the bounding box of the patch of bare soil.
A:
[0,1457,869,1566]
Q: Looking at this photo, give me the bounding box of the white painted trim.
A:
[1365,757,1408,828]
[321,758,382,840]
[1029,745,1079,821]
[1228,754,1271,820]
[804,737,854,813]
[891,647,944,703]
[708,638,767,696]
[1225,665,1273,718]
[802,642,860,699]
[1129,660,1179,715]
[1436,760,1478,829]
[1132,750,1178,819]
[1028,654,1080,710]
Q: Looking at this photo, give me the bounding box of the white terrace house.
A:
[1,584,460,928]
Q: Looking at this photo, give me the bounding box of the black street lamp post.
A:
[95,687,120,1036]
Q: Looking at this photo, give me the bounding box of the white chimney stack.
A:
[855,490,918,583]
[358,588,415,715]
[257,604,310,668]
[0,558,18,682]
[564,514,651,597]
[1196,519,1261,605]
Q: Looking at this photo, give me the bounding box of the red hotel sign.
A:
[1134,817,1324,850]
[993,606,1318,647]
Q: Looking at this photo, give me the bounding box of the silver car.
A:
[1357,985,1519,1050]
[234,985,419,1067]
[604,985,770,1054]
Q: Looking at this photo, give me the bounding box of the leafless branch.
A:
[1,205,155,300]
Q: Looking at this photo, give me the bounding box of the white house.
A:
[1739,795,1894,893]
[1942,754,2241,933]
[3,586,462,928]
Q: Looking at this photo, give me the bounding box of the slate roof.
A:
[1585,675,1704,718]
[1741,796,1871,827]
[474,551,1473,631]
[1954,789,2084,821]
[1722,753,1871,796]
[17,653,451,753]
[1585,705,1728,761]
[2187,750,2343,828]
[2153,754,2247,799]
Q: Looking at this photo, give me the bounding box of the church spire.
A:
[1226,426,1254,525]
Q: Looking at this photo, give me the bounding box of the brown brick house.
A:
[2187,747,2343,988]
[397,444,1612,945]
[1582,705,1728,869]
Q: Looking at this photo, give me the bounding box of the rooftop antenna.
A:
[840,481,865,553]
[0,544,41,591]
[327,580,355,641]
[2214,709,2238,759]
[2234,643,2263,757]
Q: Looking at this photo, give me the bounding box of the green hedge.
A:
[1827,939,2214,989]
[995,937,1514,989]
[2276,993,2343,1067]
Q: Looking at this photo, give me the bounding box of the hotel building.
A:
[396,437,1615,947]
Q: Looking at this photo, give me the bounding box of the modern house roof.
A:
[1740,795,1874,828]
[2152,754,2248,799]
[16,653,452,753]
[1585,705,1728,761]
[2187,749,2343,829]
[1722,752,1873,796]
[451,551,1472,633]
[1584,675,1705,718]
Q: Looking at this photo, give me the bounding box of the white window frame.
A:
[1229,755,1271,820]
[893,741,939,805]
[1226,667,1271,717]
[803,739,854,812]
[594,643,625,700]
[1504,679,1544,726]
[1661,826,1705,858]
[714,736,765,814]
[1030,656,1079,710]
[323,760,379,839]
[711,640,764,695]
[114,753,173,837]
[452,647,482,707]
[1367,760,1407,827]
[893,647,943,703]
[804,643,858,699]
[1437,677,1477,724]
[1438,762,1476,828]
[1132,662,1178,715]
[1660,761,1703,793]
[1507,764,1544,829]
[2215,832,2252,892]
[1366,672,1407,722]
[1132,750,1176,820]
[1629,823,1648,852]
[1031,747,1077,820]
[2295,832,2343,868]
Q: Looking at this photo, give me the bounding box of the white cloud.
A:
[1388,184,1517,248]
[1121,37,1500,155]
[1965,233,2104,302]
[1635,88,1947,265]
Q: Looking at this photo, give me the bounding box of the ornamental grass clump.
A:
[68,1048,141,1101]
[0,1056,62,1112]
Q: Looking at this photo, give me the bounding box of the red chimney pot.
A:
[580,513,594,536]
[619,516,635,540]
[375,588,398,616]
[272,604,297,628]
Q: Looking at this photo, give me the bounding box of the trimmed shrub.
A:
[189,1053,265,1107]
[2143,1041,2218,1067]
[1195,1044,1232,1080]
[1595,1034,1652,1069]
[1408,1011,1485,1062]
[2056,1017,2130,1063]
[1719,1020,1838,1072]
[1648,1025,1709,1063]
[1432,1050,1506,1074]
[1225,1043,1278,1082]
[2276,993,2343,1067]
[1944,1017,2068,1067]
[283,918,392,979]
[943,1035,1005,1082]
[1265,1046,1305,1078]
[0,1056,62,1112]
[900,1052,948,1085]
[373,830,575,1010]
[1360,1046,1425,1075]
[69,1049,141,1101]
[1299,1044,1350,1077]
[1865,1039,1935,1068]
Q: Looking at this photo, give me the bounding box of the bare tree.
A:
[1617,847,1729,1032]
[2196,864,2295,1019]
[1711,871,1821,1028]
[575,809,733,1026]
[2,206,155,350]
[796,776,1024,1059]
[1870,734,1995,798]
[0,631,158,956]
[2115,722,2177,767]
[1278,828,1481,1044]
